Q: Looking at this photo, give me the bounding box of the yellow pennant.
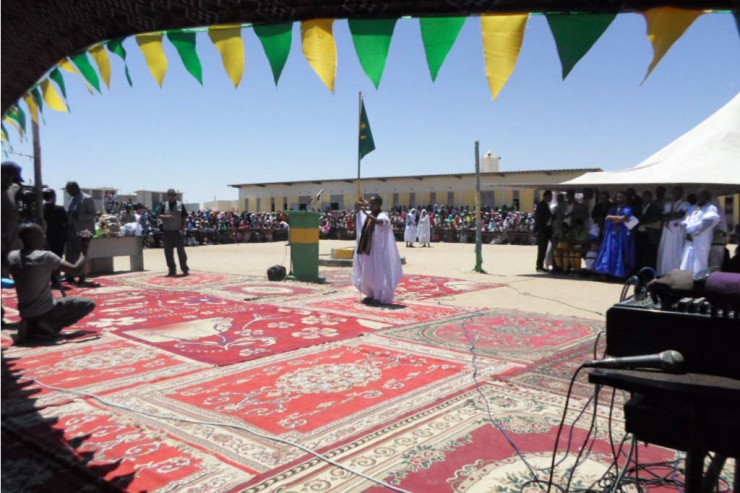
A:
[23,94,40,125]
[136,33,169,86]
[41,79,68,112]
[481,14,529,100]
[208,25,245,88]
[642,7,703,82]
[3,117,24,139]
[89,44,113,88]
[1,128,7,141]
[58,58,94,94]
[301,19,337,93]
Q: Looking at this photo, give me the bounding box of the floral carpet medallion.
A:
[381,308,604,364]
[115,304,388,365]
[2,335,207,416]
[2,400,255,492]
[294,294,475,327]
[240,382,676,493]
[393,274,504,301]
[74,289,254,333]
[102,337,518,472]
[209,279,333,302]
[113,270,250,290]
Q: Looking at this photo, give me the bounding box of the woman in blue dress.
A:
[594,191,637,279]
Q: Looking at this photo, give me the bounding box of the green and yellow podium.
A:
[287,211,325,283]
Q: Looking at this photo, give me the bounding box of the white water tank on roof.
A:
[481,150,500,172]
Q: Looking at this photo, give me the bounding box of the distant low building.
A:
[202,199,239,212]
[229,166,601,213]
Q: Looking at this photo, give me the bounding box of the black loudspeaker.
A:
[267,265,287,281]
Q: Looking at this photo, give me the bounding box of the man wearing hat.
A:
[157,189,189,277]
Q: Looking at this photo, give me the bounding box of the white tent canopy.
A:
[560,92,740,195]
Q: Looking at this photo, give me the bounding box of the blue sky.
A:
[4,12,739,207]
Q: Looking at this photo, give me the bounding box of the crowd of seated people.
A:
[104,200,536,247]
[318,204,535,244]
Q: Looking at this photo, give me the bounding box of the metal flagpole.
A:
[357,91,362,200]
[474,141,486,273]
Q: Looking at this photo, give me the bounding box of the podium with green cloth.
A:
[287,211,325,283]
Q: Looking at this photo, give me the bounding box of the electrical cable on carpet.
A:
[564,385,602,492]
[459,305,606,493]
[503,284,604,317]
[459,310,541,481]
[25,378,413,493]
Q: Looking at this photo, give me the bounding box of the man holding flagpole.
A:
[352,94,402,305]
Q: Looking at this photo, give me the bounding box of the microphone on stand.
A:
[584,350,685,374]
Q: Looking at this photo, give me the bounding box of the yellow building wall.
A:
[519,189,536,212]
[460,190,476,206]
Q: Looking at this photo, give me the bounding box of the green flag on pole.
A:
[359,100,375,160]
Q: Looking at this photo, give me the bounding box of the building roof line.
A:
[228,168,602,188]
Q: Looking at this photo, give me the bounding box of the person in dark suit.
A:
[64,181,97,285]
[534,190,553,272]
[43,189,68,288]
[635,190,663,270]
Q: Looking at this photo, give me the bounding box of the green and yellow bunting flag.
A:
[254,23,293,85]
[546,13,616,79]
[167,30,204,85]
[420,17,466,81]
[48,67,68,99]
[642,7,703,82]
[348,19,397,89]
[208,25,245,88]
[301,19,337,92]
[481,14,529,100]
[106,38,133,86]
[41,79,68,112]
[359,100,375,160]
[90,44,113,88]
[136,33,169,86]
[70,52,103,93]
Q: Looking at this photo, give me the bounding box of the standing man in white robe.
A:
[404,208,418,248]
[352,196,403,305]
[657,186,690,275]
[680,189,720,274]
[417,209,431,247]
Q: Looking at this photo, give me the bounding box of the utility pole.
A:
[474,141,485,273]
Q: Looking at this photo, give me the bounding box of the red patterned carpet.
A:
[1,270,699,492]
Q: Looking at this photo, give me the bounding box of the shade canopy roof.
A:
[560,92,740,194]
[2,0,737,114]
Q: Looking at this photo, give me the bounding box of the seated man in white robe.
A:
[352,195,403,305]
[679,189,720,274]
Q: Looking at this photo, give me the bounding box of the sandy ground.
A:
[115,239,626,321]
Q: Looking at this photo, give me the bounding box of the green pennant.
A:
[167,30,204,84]
[106,38,133,86]
[49,67,68,99]
[348,19,397,89]
[420,17,466,81]
[253,23,293,85]
[8,106,27,133]
[70,52,102,93]
[359,100,375,159]
[546,13,616,79]
[31,87,44,113]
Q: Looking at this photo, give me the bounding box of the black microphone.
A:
[584,350,685,374]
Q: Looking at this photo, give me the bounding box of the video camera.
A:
[15,185,41,223]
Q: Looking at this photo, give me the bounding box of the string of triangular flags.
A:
[2,8,738,144]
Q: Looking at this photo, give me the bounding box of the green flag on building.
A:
[359,100,375,160]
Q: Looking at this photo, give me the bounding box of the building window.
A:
[448,191,455,206]
[430,192,436,205]
[481,191,495,208]
[512,190,520,210]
